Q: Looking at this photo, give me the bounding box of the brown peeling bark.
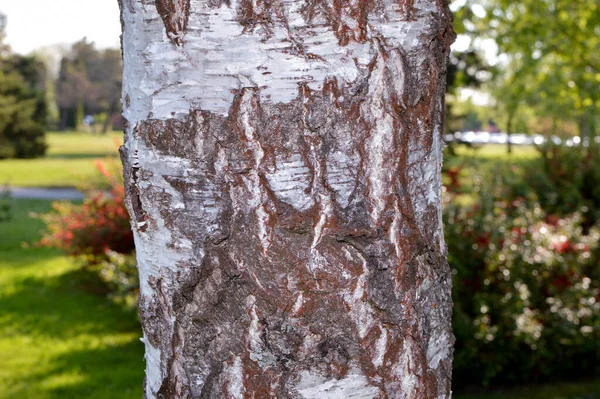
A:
[155,0,191,45]
[120,0,456,397]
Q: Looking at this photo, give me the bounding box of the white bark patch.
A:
[385,336,422,399]
[311,194,334,248]
[432,124,447,253]
[373,327,388,368]
[238,90,273,254]
[265,153,314,211]
[255,204,272,255]
[247,296,261,350]
[399,337,419,399]
[131,146,196,295]
[362,47,400,224]
[296,368,381,399]
[223,356,245,399]
[326,151,360,208]
[292,293,304,315]
[408,120,442,237]
[246,295,276,368]
[369,0,438,51]
[366,114,394,224]
[427,331,451,370]
[343,255,375,339]
[121,0,436,120]
[307,249,326,289]
[389,201,404,260]
[141,334,163,398]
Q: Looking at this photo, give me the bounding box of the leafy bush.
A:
[446,183,600,387]
[99,250,138,308]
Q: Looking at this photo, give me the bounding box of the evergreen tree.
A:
[0,13,47,159]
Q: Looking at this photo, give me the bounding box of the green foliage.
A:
[0,20,48,158]
[99,251,138,308]
[0,65,47,158]
[486,0,599,136]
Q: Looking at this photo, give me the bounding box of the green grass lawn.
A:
[0,131,123,188]
[0,199,143,399]
[455,380,600,399]
[452,143,540,160]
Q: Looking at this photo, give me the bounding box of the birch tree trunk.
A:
[119,0,455,397]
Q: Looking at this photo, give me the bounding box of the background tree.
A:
[56,38,122,132]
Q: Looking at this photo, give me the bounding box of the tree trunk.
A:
[506,113,513,154]
[119,0,455,398]
[103,99,117,134]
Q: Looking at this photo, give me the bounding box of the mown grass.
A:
[455,380,600,399]
[0,131,122,188]
[0,199,143,399]
[452,143,540,160]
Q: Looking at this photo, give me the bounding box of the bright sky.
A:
[0,0,122,55]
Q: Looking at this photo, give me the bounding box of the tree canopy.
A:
[450,0,599,137]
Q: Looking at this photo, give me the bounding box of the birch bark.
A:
[118,0,455,397]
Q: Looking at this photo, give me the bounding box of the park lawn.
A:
[0,131,123,188]
[0,199,144,399]
[453,143,540,160]
[455,379,600,399]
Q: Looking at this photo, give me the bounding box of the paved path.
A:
[5,187,84,200]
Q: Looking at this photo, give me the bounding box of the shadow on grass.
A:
[0,251,144,399]
[2,338,144,399]
[0,265,139,339]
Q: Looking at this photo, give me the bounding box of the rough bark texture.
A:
[119,0,455,397]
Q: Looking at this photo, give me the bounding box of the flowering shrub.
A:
[446,186,600,387]
[38,160,134,263]
[38,159,138,306]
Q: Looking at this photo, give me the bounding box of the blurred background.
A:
[0,1,598,398]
